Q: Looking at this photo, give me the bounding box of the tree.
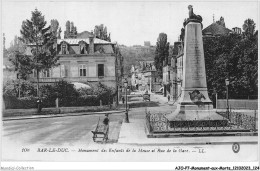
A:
[64,20,77,38]
[94,24,111,42]
[64,21,70,38]
[204,19,257,100]
[242,19,256,38]
[7,35,30,79]
[50,19,61,39]
[19,9,59,96]
[154,33,169,77]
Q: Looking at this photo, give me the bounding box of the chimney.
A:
[89,33,94,54]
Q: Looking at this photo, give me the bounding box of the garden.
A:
[3,80,116,109]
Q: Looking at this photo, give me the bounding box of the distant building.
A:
[131,61,161,92]
[162,43,180,98]
[202,17,233,37]
[131,42,155,53]
[144,41,151,47]
[232,27,242,34]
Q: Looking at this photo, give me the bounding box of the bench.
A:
[91,117,109,142]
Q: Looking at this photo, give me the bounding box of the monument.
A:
[166,5,227,125]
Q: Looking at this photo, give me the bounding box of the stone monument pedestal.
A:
[166,21,227,126]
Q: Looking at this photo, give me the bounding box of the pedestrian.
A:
[122,96,125,104]
[168,95,170,102]
[36,97,42,113]
[103,114,109,125]
[102,113,109,141]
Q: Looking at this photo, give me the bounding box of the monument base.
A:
[166,107,229,127]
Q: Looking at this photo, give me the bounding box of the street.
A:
[2,93,173,146]
[2,94,258,162]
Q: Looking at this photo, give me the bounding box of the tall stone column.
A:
[167,21,225,122]
[178,22,212,110]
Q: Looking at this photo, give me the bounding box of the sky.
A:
[1,0,259,48]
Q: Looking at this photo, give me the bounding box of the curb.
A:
[117,140,258,146]
[2,110,126,121]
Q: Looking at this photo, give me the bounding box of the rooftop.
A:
[57,38,116,45]
[202,22,232,36]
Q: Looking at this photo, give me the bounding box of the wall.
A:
[217,99,258,110]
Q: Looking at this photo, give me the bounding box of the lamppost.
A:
[124,79,129,123]
[225,78,230,118]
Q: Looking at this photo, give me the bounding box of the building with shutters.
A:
[27,34,121,89]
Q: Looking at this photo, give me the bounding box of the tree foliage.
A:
[204,19,258,100]
[64,20,77,38]
[154,33,169,77]
[18,9,59,95]
[50,19,61,39]
[7,36,31,79]
[242,18,256,38]
[3,79,37,97]
[94,24,111,42]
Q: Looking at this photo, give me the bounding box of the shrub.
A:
[3,95,38,109]
[3,80,117,108]
[3,80,36,97]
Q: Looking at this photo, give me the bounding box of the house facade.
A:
[27,35,120,89]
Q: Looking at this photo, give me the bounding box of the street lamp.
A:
[124,79,129,123]
[225,78,230,118]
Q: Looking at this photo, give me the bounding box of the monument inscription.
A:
[184,25,206,88]
[187,41,203,81]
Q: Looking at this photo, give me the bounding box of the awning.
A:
[72,82,92,89]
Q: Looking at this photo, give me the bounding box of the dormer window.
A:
[79,41,87,54]
[60,41,69,55]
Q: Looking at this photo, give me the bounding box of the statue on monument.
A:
[183,5,203,26]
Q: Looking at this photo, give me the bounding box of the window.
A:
[98,64,104,77]
[79,64,87,77]
[79,42,86,54]
[62,45,67,54]
[43,69,51,78]
[61,64,69,77]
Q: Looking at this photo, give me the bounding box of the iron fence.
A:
[145,109,258,134]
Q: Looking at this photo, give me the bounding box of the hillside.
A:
[119,45,156,76]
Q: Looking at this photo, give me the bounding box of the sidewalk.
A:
[118,119,258,145]
[3,109,126,121]
[151,93,175,105]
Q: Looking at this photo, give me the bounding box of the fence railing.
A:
[218,109,257,131]
[145,109,258,134]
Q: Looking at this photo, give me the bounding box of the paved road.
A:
[2,94,172,146]
[2,113,126,146]
[2,94,258,162]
